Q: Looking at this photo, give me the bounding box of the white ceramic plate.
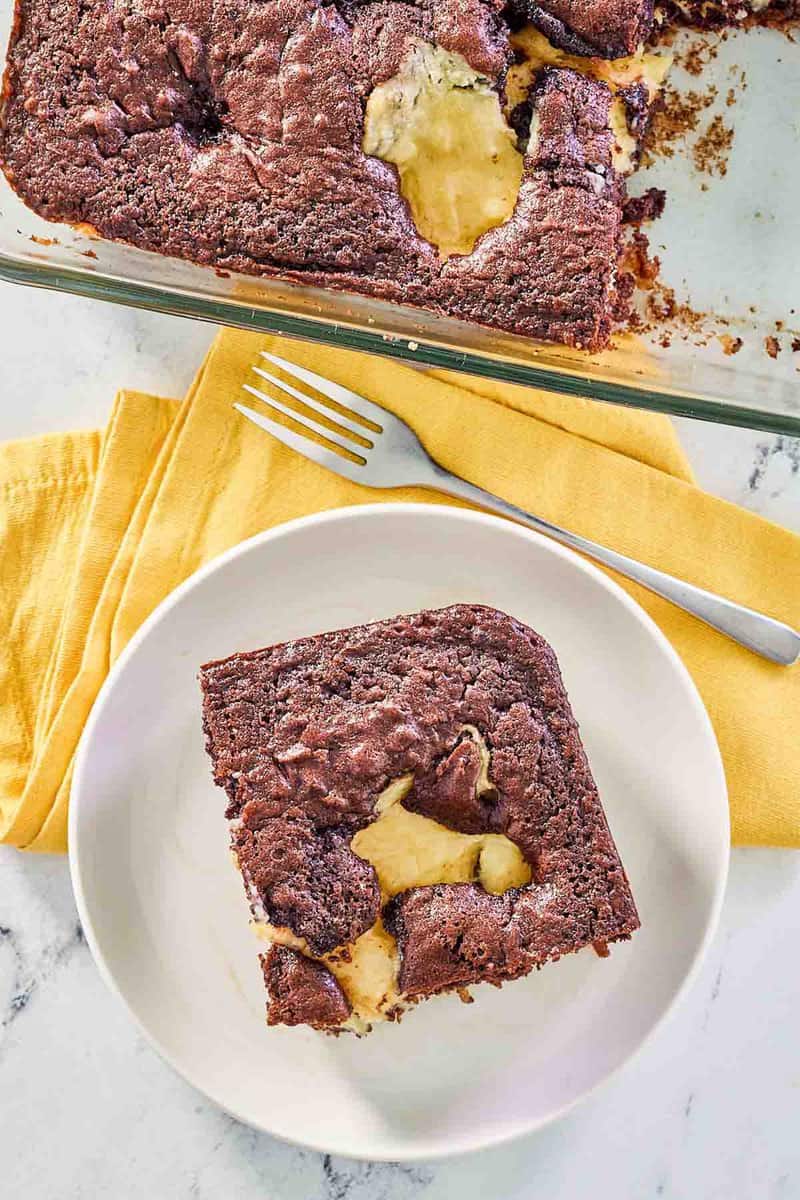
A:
[70,503,729,1161]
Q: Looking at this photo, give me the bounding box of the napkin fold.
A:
[1,327,798,852]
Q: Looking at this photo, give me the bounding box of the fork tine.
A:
[233,403,367,484]
[242,382,362,458]
[260,351,387,431]
[251,365,372,443]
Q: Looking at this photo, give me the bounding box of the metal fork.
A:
[235,351,800,666]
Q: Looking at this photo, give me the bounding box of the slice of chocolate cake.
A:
[200,604,639,1035]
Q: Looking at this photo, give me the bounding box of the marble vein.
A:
[0,919,85,1039]
[748,437,800,494]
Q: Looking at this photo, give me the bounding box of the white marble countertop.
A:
[1,283,799,1199]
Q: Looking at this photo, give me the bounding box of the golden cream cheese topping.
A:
[351,778,531,900]
[506,27,672,107]
[362,41,523,258]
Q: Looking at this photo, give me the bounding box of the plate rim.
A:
[69,501,730,1161]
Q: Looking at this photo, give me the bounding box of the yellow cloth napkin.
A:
[1,327,798,852]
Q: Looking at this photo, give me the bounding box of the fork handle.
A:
[427,465,800,666]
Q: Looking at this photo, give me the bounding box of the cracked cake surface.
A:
[0,0,649,350]
[200,604,640,1033]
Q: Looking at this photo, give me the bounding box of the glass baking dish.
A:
[1,3,798,434]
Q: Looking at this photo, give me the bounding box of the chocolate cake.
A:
[657,0,798,31]
[200,604,639,1034]
[516,0,654,58]
[0,0,662,351]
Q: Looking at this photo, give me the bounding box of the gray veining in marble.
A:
[1,281,799,1200]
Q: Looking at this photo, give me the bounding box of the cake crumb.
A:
[622,188,667,225]
[643,85,715,164]
[620,230,661,290]
[676,38,718,76]
[622,228,714,343]
[693,115,734,177]
[719,334,743,355]
[764,336,781,359]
